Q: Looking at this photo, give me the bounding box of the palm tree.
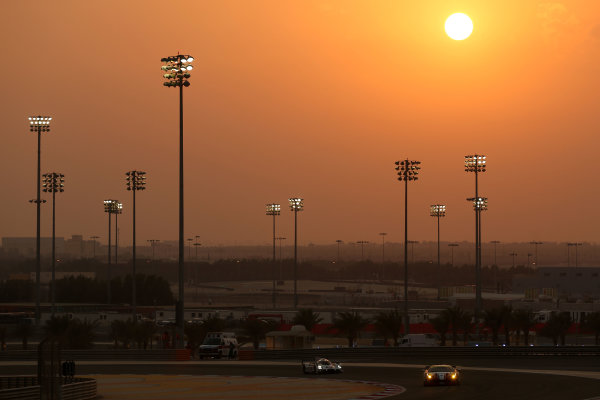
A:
[374,309,403,346]
[202,315,225,332]
[331,311,369,348]
[430,314,450,346]
[442,306,463,346]
[483,308,504,345]
[458,311,474,345]
[14,322,33,350]
[583,312,600,345]
[513,309,536,346]
[292,309,323,332]
[45,315,71,339]
[66,318,96,349]
[501,306,513,346]
[540,312,571,346]
[241,318,277,349]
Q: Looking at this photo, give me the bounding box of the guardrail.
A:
[0,377,96,400]
[0,348,189,362]
[248,346,600,362]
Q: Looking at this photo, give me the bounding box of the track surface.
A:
[1,360,599,399]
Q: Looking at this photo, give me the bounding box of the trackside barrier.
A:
[0,349,187,362]
[246,346,600,362]
[238,350,254,360]
[0,376,96,400]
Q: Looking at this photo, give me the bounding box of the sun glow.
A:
[445,13,473,40]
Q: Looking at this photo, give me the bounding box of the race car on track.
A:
[423,365,461,386]
[302,358,343,374]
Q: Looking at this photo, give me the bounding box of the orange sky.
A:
[2,1,600,247]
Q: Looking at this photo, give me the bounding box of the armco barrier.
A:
[247,346,600,362]
[0,348,187,362]
[0,377,96,400]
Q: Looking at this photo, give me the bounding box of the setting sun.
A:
[445,13,473,40]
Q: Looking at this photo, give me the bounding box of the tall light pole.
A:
[379,233,387,280]
[509,252,518,268]
[104,199,119,304]
[29,116,51,323]
[90,236,100,258]
[465,153,486,328]
[147,239,159,261]
[529,241,543,266]
[162,53,193,347]
[335,239,343,263]
[467,196,487,311]
[194,235,201,260]
[448,243,459,267]
[490,240,500,266]
[430,204,446,268]
[357,240,369,260]
[407,240,419,265]
[126,170,146,322]
[114,202,122,264]
[567,242,583,267]
[394,158,420,335]
[266,203,281,309]
[289,197,304,308]
[42,173,64,317]
[276,236,286,281]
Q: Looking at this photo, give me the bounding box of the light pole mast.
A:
[288,197,304,309]
[104,200,119,304]
[465,154,486,331]
[266,204,281,308]
[42,172,64,317]
[126,170,146,322]
[379,233,387,280]
[162,53,193,347]
[29,116,51,324]
[394,158,420,335]
[430,205,446,268]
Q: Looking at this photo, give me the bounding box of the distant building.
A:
[512,266,600,298]
[1,237,63,257]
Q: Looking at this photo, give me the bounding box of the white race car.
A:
[302,358,343,374]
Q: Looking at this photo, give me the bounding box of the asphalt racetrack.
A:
[1,360,599,399]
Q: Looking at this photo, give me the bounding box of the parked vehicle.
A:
[398,334,438,347]
[199,332,238,359]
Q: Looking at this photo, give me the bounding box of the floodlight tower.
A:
[509,251,518,268]
[465,154,486,328]
[357,240,369,260]
[126,170,146,322]
[90,236,100,258]
[103,199,119,304]
[567,242,583,267]
[114,202,123,264]
[448,243,459,267]
[266,203,281,308]
[335,239,343,263]
[467,196,487,320]
[276,236,287,281]
[288,197,304,308]
[490,240,501,266]
[147,239,160,260]
[161,53,193,346]
[379,233,387,279]
[529,241,543,266]
[29,115,51,323]
[42,172,64,316]
[430,204,446,268]
[394,158,421,334]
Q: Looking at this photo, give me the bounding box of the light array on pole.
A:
[42,173,64,193]
[104,199,121,214]
[464,154,486,172]
[126,170,147,192]
[266,203,281,216]
[29,116,52,132]
[430,204,446,217]
[288,198,304,211]
[394,160,421,181]
[161,55,194,88]
[467,197,488,211]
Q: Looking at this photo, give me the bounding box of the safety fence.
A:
[0,377,96,400]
